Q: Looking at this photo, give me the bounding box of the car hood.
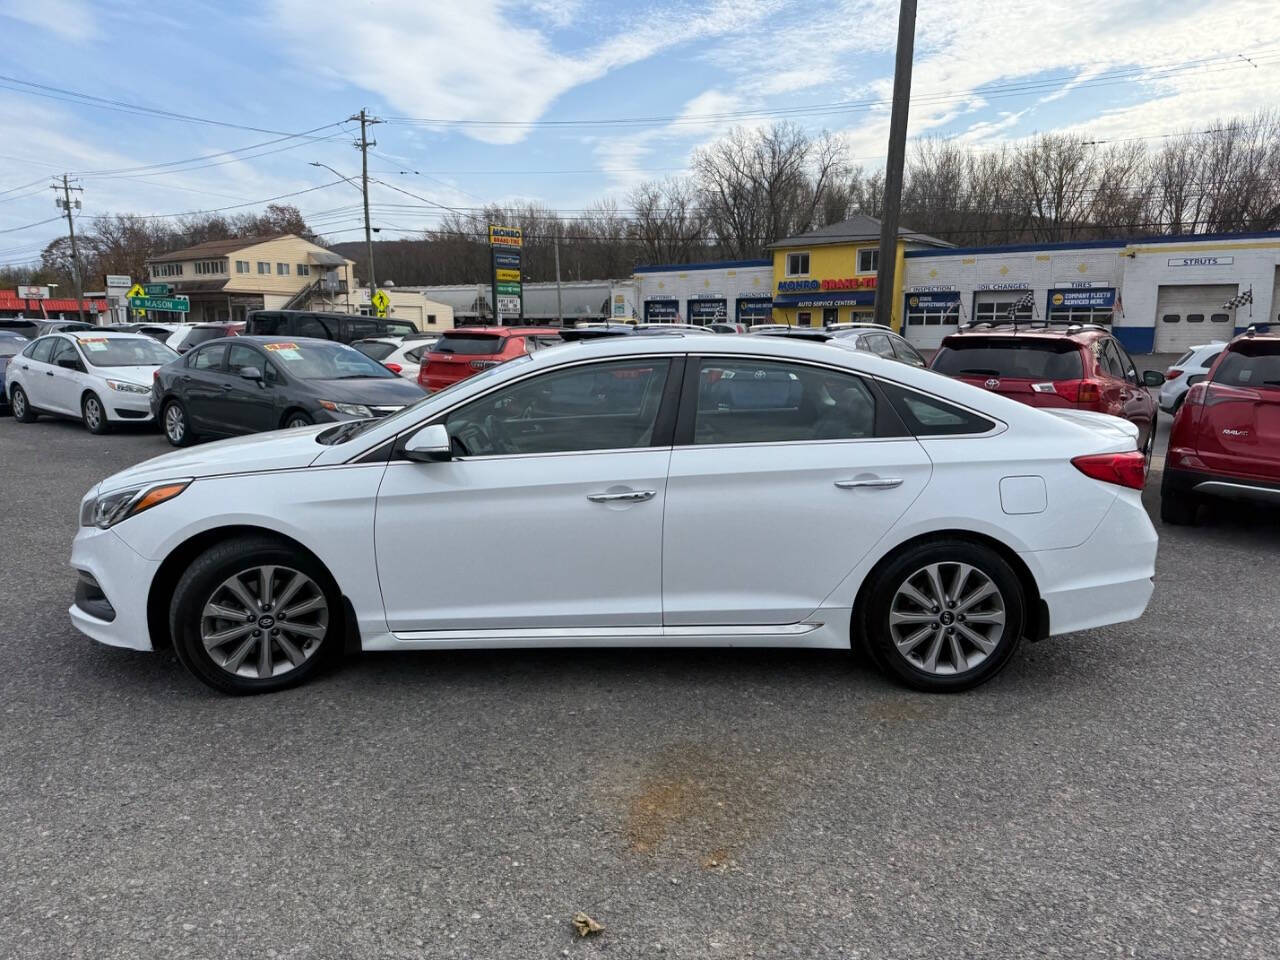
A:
[92,364,161,387]
[1042,408,1140,444]
[96,424,330,495]
[306,376,426,406]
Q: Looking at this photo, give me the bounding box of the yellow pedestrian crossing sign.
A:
[371,289,390,317]
[126,283,146,299]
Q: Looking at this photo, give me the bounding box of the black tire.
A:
[82,392,110,435]
[858,539,1025,693]
[1159,485,1199,526]
[10,385,37,423]
[283,410,313,429]
[162,399,196,447]
[1143,415,1157,468]
[169,535,343,695]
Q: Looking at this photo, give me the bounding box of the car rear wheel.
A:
[163,400,196,447]
[82,393,110,435]
[860,540,1025,693]
[10,385,36,423]
[169,536,341,694]
[284,411,312,429]
[1159,484,1199,526]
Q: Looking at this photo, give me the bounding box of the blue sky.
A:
[2,0,1279,267]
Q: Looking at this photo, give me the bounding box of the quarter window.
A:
[857,249,879,273]
[443,359,672,457]
[786,252,810,276]
[890,337,926,367]
[877,381,995,436]
[691,359,878,444]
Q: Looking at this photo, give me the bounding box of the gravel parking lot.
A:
[1,407,1277,959]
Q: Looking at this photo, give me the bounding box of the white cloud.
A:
[270,0,782,145]
[0,0,97,42]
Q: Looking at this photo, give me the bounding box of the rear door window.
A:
[249,313,286,335]
[295,315,336,339]
[435,333,504,356]
[931,341,1084,380]
[346,318,381,341]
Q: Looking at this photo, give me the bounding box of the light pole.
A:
[311,160,377,297]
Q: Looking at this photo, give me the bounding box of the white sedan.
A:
[8,330,179,433]
[69,335,1157,694]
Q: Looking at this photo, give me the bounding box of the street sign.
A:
[497,296,521,313]
[128,295,190,312]
[104,274,130,289]
[496,282,522,296]
[125,283,146,300]
[371,289,390,318]
[488,225,522,248]
[143,283,172,296]
[495,268,521,283]
[17,285,49,299]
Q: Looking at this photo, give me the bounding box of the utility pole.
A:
[52,174,86,324]
[554,232,564,325]
[350,108,382,298]
[873,0,917,331]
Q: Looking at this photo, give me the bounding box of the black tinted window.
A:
[932,341,1084,380]
[353,340,397,361]
[878,381,996,436]
[189,344,226,370]
[435,333,503,356]
[444,359,671,456]
[1212,343,1280,389]
[346,319,381,341]
[183,327,229,348]
[295,315,336,339]
[249,313,286,335]
[693,359,877,444]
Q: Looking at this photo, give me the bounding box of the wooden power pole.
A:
[351,108,382,297]
[873,0,917,330]
[52,174,86,324]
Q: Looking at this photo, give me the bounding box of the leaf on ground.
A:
[571,912,604,937]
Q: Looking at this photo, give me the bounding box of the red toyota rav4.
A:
[418,326,564,393]
[1161,327,1280,524]
[931,323,1164,460]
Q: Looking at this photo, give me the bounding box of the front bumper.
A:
[1163,466,1280,505]
[104,389,155,422]
[68,524,160,651]
[1021,491,1157,637]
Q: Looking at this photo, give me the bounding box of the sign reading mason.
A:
[128,295,190,313]
[488,225,523,248]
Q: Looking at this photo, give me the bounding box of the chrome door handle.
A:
[587,490,656,503]
[835,478,903,490]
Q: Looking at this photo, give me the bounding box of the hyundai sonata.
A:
[70,335,1157,694]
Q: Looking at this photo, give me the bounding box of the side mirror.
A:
[1141,370,1165,387]
[239,366,262,381]
[404,422,452,462]
[1187,374,1207,387]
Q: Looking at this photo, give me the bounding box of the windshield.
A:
[261,340,396,380]
[183,327,233,348]
[353,340,398,361]
[320,353,532,444]
[433,333,503,356]
[77,336,180,367]
[932,340,1084,380]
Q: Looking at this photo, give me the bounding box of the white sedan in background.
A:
[69,335,1157,694]
[8,330,178,433]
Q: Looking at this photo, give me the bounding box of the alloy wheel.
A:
[84,397,102,431]
[165,404,185,443]
[12,389,25,418]
[200,565,329,680]
[888,562,1006,676]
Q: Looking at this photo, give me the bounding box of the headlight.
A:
[106,379,151,395]
[318,400,372,418]
[82,480,191,529]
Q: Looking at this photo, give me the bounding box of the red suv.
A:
[931,324,1164,459]
[1161,327,1280,524]
[418,326,563,393]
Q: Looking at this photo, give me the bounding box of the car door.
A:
[374,355,680,633]
[223,343,279,434]
[181,343,231,433]
[46,338,88,415]
[1108,339,1154,446]
[662,355,933,626]
[1195,342,1280,483]
[17,336,59,410]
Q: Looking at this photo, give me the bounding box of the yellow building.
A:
[768,215,951,330]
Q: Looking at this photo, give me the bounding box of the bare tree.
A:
[627,177,707,264]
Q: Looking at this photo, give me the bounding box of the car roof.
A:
[446,326,562,336]
[942,322,1105,344]
[1232,326,1280,344]
[59,329,156,340]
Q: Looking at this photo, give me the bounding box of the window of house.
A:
[786,252,810,276]
[297,263,310,277]
[257,262,270,274]
[235,261,249,274]
[427,314,437,325]
[152,262,183,278]
[443,359,672,456]
[276,263,290,276]
[797,312,812,327]
[193,259,226,276]
[858,249,879,273]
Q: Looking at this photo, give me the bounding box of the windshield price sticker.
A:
[264,342,302,360]
[78,337,109,351]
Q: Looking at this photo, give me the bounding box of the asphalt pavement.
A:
[1,409,1277,960]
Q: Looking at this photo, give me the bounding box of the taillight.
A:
[1072,451,1147,490]
[152,369,160,381]
[1184,382,1208,407]
[470,359,500,370]
[1050,379,1102,405]
[1164,368,1179,381]
[384,362,402,374]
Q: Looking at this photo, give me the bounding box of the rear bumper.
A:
[1157,382,1185,412]
[1163,466,1280,504]
[1020,490,1157,637]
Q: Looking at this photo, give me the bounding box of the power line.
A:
[83,180,346,221]
[0,214,63,234]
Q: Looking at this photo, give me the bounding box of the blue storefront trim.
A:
[1113,327,1155,354]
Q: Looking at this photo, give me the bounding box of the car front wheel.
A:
[82,393,110,435]
[860,540,1025,693]
[10,385,36,423]
[284,411,313,429]
[169,536,342,694]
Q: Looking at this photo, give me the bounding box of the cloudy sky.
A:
[2,0,1278,266]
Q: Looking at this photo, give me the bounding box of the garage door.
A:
[1153,284,1237,352]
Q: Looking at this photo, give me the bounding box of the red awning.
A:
[0,292,106,312]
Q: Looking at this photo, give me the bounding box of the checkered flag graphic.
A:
[1006,290,1035,319]
[1222,288,1253,309]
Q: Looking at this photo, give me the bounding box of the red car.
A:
[931,323,1164,461]
[1161,327,1280,524]
[418,326,563,392]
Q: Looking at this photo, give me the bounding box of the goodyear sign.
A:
[1049,288,1115,309]
[489,225,523,248]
